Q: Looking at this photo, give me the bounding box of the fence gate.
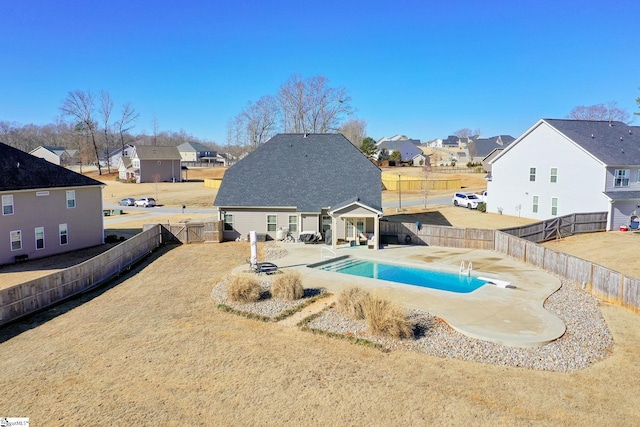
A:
[543,216,573,241]
[187,223,205,243]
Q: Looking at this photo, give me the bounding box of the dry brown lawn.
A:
[2,167,640,425]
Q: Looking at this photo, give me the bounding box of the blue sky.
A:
[1,0,639,144]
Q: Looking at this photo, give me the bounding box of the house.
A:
[0,142,104,266]
[375,137,422,163]
[213,133,382,250]
[118,145,182,183]
[468,135,515,164]
[177,141,218,163]
[100,144,134,169]
[487,119,640,230]
[29,146,76,167]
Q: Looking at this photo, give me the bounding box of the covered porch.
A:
[329,200,382,251]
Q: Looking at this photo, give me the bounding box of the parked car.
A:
[480,190,488,203]
[452,192,480,209]
[118,197,136,206]
[134,197,156,207]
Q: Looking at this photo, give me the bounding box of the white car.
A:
[480,190,488,203]
[134,197,156,207]
[452,192,480,209]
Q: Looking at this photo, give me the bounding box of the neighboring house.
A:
[411,152,430,167]
[29,146,76,166]
[0,142,104,266]
[469,135,515,164]
[100,144,135,169]
[375,139,422,162]
[487,119,640,230]
[118,145,182,183]
[214,133,382,250]
[177,141,218,163]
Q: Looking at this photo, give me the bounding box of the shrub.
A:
[228,276,261,303]
[271,271,304,300]
[477,202,487,213]
[336,287,370,320]
[363,294,413,339]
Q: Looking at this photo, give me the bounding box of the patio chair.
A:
[251,262,278,275]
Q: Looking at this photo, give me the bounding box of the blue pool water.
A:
[315,258,485,293]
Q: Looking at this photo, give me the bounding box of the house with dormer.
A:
[1,142,104,266]
[487,119,640,230]
[213,133,382,249]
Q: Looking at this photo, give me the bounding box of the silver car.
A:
[134,197,156,207]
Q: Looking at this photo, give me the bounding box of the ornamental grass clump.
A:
[271,271,304,300]
[228,276,261,303]
[363,294,413,339]
[336,286,370,320]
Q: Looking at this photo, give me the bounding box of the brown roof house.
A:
[118,145,182,183]
[214,133,383,250]
[1,142,104,265]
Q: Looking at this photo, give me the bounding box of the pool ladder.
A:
[460,261,473,276]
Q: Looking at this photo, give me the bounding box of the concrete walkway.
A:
[241,243,566,348]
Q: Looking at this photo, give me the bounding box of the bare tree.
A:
[60,90,102,174]
[278,74,352,133]
[99,91,114,173]
[238,95,279,149]
[339,118,367,146]
[115,102,139,153]
[454,128,473,139]
[567,102,631,123]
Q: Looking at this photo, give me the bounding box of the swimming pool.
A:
[312,257,486,293]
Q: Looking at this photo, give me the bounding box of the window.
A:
[614,169,630,187]
[532,195,539,213]
[550,168,557,183]
[2,195,14,215]
[223,213,234,231]
[288,215,298,233]
[35,227,45,250]
[10,230,22,251]
[59,224,68,245]
[529,167,536,182]
[551,198,558,216]
[66,190,76,208]
[267,215,277,232]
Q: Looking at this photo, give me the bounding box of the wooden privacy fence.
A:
[380,220,640,313]
[499,212,608,243]
[0,225,164,326]
[146,221,223,244]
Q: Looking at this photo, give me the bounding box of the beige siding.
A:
[139,159,182,183]
[222,208,300,240]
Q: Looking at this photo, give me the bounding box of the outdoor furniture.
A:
[251,262,278,275]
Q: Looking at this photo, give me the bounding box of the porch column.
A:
[332,215,337,251]
[374,215,380,251]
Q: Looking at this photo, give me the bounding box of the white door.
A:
[345,218,365,241]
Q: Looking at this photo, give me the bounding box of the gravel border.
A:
[216,242,614,372]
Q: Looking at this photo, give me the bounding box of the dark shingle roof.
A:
[0,142,103,191]
[472,135,515,157]
[214,133,381,212]
[134,145,182,160]
[544,119,640,165]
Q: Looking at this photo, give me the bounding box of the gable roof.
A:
[0,142,103,191]
[177,141,213,153]
[133,145,182,160]
[492,119,640,166]
[214,133,382,212]
[543,119,640,165]
[471,135,515,158]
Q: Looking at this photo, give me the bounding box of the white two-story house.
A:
[487,119,640,230]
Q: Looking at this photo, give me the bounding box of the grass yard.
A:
[2,167,640,425]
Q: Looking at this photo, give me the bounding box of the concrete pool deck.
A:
[237,243,566,348]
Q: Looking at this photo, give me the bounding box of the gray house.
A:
[1,142,104,265]
[118,145,182,183]
[214,133,383,249]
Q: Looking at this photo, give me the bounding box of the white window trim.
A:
[35,226,45,250]
[267,215,277,232]
[59,223,68,245]
[223,213,234,231]
[10,230,22,251]
[288,215,298,233]
[66,190,76,208]
[2,194,14,215]
[550,167,558,183]
[529,167,536,182]
[551,197,558,216]
[532,195,539,213]
[614,169,630,187]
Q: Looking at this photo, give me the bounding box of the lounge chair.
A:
[251,262,278,275]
